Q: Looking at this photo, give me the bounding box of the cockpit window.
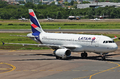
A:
[103,41,114,43]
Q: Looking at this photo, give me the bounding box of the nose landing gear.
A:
[101,54,106,60]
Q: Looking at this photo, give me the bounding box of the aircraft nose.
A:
[112,43,118,51]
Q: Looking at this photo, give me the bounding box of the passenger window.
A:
[103,41,105,43]
[103,41,114,43]
[106,41,108,43]
[109,41,112,43]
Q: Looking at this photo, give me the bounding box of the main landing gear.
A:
[81,51,88,58]
[56,56,62,59]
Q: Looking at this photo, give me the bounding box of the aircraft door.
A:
[91,37,100,47]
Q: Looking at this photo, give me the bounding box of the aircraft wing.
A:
[2,42,77,50]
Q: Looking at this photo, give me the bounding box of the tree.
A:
[38,14,44,19]
[50,1,55,5]
[25,2,36,8]
[64,2,69,6]
[0,0,8,8]
[82,1,90,4]
[87,8,94,19]
[5,5,17,9]
[39,1,42,5]
[19,1,25,4]
[70,0,74,5]
[56,11,62,19]
[69,10,75,16]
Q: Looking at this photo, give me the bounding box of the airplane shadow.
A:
[12,53,120,62]
[69,53,120,62]
[19,54,54,57]
[13,53,55,61]
[13,58,56,61]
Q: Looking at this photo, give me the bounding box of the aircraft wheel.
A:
[81,52,88,58]
[101,54,106,60]
[84,53,88,58]
[56,56,63,59]
[59,57,62,59]
[56,56,59,59]
[81,53,84,58]
[102,56,106,60]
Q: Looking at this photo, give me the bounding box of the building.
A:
[2,0,15,2]
[25,0,40,3]
[77,2,120,9]
[42,0,57,4]
[15,0,25,2]
[3,0,59,4]
[3,0,20,4]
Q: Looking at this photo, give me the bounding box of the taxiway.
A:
[0,48,120,79]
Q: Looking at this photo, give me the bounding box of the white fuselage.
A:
[39,32,118,53]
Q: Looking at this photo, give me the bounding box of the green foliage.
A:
[99,0,120,2]
[50,1,55,5]
[24,2,36,8]
[0,1,120,19]
[19,1,25,4]
[0,0,8,8]
[70,0,74,5]
[64,2,69,6]
[82,1,90,4]
[56,11,62,19]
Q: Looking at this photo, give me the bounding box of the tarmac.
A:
[0,48,120,79]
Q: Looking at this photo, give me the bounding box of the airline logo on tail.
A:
[29,9,43,33]
[29,12,35,17]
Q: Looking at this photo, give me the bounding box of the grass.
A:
[0,21,120,29]
[0,33,49,50]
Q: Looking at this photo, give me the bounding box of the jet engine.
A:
[54,48,71,59]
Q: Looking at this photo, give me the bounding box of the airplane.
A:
[44,16,54,21]
[90,18,101,21]
[3,9,118,60]
[91,14,108,21]
[18,16,28,21]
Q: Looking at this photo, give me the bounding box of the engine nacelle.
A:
[54,48,71,58]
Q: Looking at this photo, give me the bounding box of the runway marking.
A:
[89,62,120,79]
[0,62,16,74]
[0,68,12,70]
[73,61,120,79]
[23,70,29,71]
[82,70,88,71]
[31,70,37,71]
[73,70,80,71]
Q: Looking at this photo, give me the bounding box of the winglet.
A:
[112,36,118,40]
[115,36,117,38]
